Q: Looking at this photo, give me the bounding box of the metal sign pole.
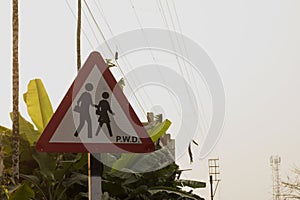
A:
[210,175,213,200]
[89,153,103,200]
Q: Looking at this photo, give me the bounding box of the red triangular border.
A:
[36,52,155,153]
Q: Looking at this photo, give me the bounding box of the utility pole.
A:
[208,158,221,200]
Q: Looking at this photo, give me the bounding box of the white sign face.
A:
[50,66,141,144]
[36,52,154,153]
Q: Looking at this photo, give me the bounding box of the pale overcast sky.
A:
[1,1,300,199]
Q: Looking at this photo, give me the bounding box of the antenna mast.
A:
[208,158,221,200]
[270,155,281,200]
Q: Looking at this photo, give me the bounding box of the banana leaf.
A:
[9,181,35,200]
[148,186,204,200]
[148,119,171,142]
[175,179,206,188]
[23,79,53,133]
[9,113,40,146]
[0,125,11,134]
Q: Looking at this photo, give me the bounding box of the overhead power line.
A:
[129,0,187,119]
[156,0,207,139]
[159,0,209,135]
[170,0,209,131]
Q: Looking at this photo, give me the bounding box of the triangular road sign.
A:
[36,52,155,153]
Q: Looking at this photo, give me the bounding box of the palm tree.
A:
[12,0,20,183]
[77,0,81,70]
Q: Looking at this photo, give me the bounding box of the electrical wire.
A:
[128,0,205,146]
[129,0,187,120]
[156,0,207,139]
[129,0,157,63]
[82,7,101,46]
[159,0,209,137]
[170,0,210,130]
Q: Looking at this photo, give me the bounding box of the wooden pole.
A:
[75,1,101,199]
[76,0,81,71]
[12,0,20,183]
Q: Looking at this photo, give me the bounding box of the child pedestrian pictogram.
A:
[95,92,114,137]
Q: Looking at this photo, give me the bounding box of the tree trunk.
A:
[77,0,81,71]
[12,0,20,183]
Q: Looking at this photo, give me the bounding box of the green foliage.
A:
[21,153,88,200]
[9,113,40,146]
[9,181,35,200]
[0,126,11,134]
[148,186,204,200]
[0,183,9,200]
[102,163,204,200]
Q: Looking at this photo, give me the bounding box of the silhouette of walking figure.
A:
[95,92,114,137]
[74,83,94,138]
